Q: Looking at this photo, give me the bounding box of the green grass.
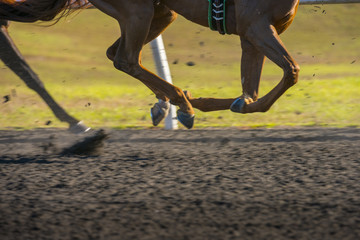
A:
[0,5,360,129]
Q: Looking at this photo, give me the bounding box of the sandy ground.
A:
[0,127,359,240]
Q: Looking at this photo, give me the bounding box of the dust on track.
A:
[0,128,359,240]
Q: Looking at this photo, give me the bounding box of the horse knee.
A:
[284,63,300,87]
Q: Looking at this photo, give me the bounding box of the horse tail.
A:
[0,0,89,23]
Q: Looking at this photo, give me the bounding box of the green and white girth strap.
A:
[208,0,228,35]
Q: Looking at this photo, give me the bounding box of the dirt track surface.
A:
[0,128,359,240]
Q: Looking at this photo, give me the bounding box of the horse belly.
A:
[162,0,209,27]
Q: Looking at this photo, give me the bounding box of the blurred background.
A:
[0,4,359,129]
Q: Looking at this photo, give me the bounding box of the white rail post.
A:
[150,35,178,130]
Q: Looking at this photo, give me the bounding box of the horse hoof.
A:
[230,98,246,113]
[69,121,91,134]
[177,110,195,129]
[150,101,170,126]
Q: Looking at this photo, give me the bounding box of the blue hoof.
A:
[150,101,170,126]
[177,110,195,129]
[230,98,246,113]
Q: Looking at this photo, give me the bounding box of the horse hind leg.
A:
[240,38,265,101]
[231,20,299,114]
[186,36,267,113]
[229,37,266,112]
[0,23,89,133]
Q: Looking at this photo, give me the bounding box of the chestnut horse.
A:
[0,0,300,129]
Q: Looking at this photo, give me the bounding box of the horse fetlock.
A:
[155,94,169,102]
[244,97,254,105]
[169,98,194,116]
[169,88,186,105]
[183,90,192,100]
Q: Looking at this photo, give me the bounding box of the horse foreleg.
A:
[104,8,178,126]
[106,36,171,126]
[146,6,178,126]
[90,0,194,128]
[106,6,177,102]
[0,22,89,133]
[112,32,195,129]
[231,22,299,114]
